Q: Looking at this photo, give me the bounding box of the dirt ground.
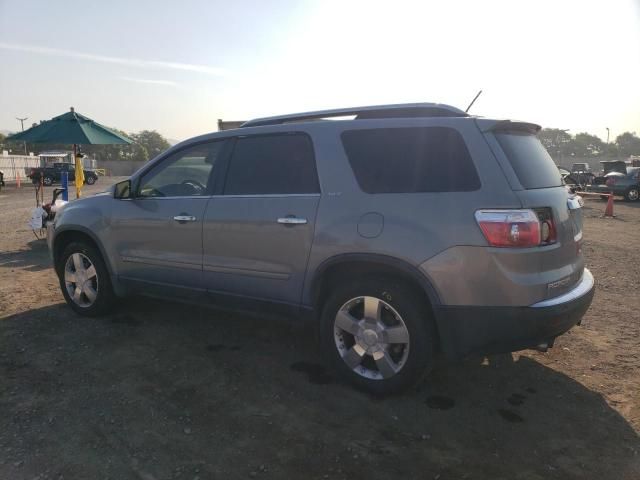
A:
[0,179,638,480]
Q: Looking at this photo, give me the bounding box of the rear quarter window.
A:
[496,132,562,189]
[341,127,480,194]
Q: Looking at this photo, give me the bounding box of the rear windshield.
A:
[495,132,562,189]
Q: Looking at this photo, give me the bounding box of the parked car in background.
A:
[558,167,581,190]
[593,160,630,184]
[46,103,595,394]
[29,162,98,186]
[571,162,591,173]
[569,163,595,187]
[589,166,640,201]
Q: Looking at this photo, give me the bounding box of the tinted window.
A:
[224,134,319,195]
[139,141,225,197]
[341,127,480,194]
[496,132,562,189]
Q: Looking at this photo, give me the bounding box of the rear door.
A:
[485,124,585,297]
[202,133,320,306]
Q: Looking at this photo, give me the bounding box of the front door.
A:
[202,133,320,306]
[110,140,227,296]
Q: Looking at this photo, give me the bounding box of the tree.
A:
[569,132,605,157]
[537,128,573,159]
[615,132,640,157]
[130,130,170,161]
[82,129,148,162]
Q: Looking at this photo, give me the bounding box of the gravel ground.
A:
[0,179,638,480]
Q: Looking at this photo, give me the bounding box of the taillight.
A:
[534,207,557,245]
[475,209,555,248]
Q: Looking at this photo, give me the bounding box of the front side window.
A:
[341,127,480,194]
[224,134,319,195]
[138,141,225,197]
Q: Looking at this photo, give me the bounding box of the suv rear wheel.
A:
[57,241,115,316]
[320,277,435,394]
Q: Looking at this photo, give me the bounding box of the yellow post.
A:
[74,144,84,199]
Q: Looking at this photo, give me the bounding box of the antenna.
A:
[465,90,483,113]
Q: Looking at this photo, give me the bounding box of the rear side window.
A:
[496,132,562,189]
[224,134,319,195]
[341,127,480,193]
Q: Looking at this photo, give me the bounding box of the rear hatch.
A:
[485,121,585,299]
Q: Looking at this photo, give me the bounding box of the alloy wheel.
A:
[64,252,99,308]
[334,296,410,380]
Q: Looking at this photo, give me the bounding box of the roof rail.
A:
[240,102,468,128]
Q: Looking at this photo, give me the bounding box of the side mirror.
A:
[114,179,132,199]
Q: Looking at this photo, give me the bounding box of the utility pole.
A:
[606,127,610,144]
[16,117,28,131]
[16,117,28,155]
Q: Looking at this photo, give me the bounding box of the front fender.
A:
[52,194,114,272]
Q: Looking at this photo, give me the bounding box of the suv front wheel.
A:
[320,277,435,394]
[57,241,115,316]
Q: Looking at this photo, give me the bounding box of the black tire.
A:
[85,175,96,185]
[57,241,115,316]
[319,277,436,395]
[624,187,639,202]
[43,175,54,186]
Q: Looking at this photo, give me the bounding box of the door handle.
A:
[277,216,307,225]
[173,215,197,222]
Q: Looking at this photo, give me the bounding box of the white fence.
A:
[0,155,40,182]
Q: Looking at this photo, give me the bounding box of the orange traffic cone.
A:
[16,171,21,188]
[604,194,615,217]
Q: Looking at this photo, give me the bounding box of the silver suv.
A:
[48,103,595,394]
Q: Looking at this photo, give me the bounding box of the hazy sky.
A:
[1,0,639,141]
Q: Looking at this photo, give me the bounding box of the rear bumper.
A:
[435,269,595,360]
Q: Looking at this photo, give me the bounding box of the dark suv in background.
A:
[29,162,99,186]
[47,103,595,393]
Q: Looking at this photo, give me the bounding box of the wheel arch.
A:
[309,253,442,318]
[53,226,112,276]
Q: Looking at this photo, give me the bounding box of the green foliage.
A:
[614,132,640,157]
[129,130,170,160]
[570,132,605,157]
[537,128,572,158]
[538,129,640,159]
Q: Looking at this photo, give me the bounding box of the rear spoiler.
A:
[482,120,541,134]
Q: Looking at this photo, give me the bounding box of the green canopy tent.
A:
[7,107,132,198]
